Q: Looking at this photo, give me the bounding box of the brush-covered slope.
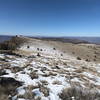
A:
[0,36,100,100]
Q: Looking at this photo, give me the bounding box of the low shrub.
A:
[0,36,26,51]
[85,59,90,62]
[53,48,56,50]
[30,71,38,79]
[37,53,41,57]
[0,41,16,50]
[39,85,49,97]
[77,57,81,60]
[59,86,100,100]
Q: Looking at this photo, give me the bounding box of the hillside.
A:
[0,36,100,100]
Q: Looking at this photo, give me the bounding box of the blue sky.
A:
[0,0,100,36]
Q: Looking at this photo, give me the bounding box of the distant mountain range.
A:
[66,37,100,44]
[0,35,100,44]
[33,37,89,44]
[32,36,100,44]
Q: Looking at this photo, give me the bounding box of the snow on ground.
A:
[0,41,100,100]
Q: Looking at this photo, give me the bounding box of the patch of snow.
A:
[17,87,26,95]
[2,69,15,78]
[0,54,5,58]
[32,88,41,96]
[82,72,94,78]
[18,99,26,100]
[16,73,37,86]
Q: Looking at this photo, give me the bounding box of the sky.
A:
[0,0,100,37]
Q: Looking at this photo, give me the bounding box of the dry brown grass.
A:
[11,67,23,73]
[74,68,84,73]
[48,71,57,76]
[18,89,34,99]
[0,86,9,100]
[40,80,48,85]
[39,85,49,97]
[30,71,39,79]
[0,84,19,100]
[18,85,40,100]
[52,80,62,85]
[0,93,9,100]
[59,85,100,100]
[0,36,26,51]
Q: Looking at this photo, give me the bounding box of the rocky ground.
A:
[0,37,100,100]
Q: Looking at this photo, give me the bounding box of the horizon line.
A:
[0,34,100,38]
